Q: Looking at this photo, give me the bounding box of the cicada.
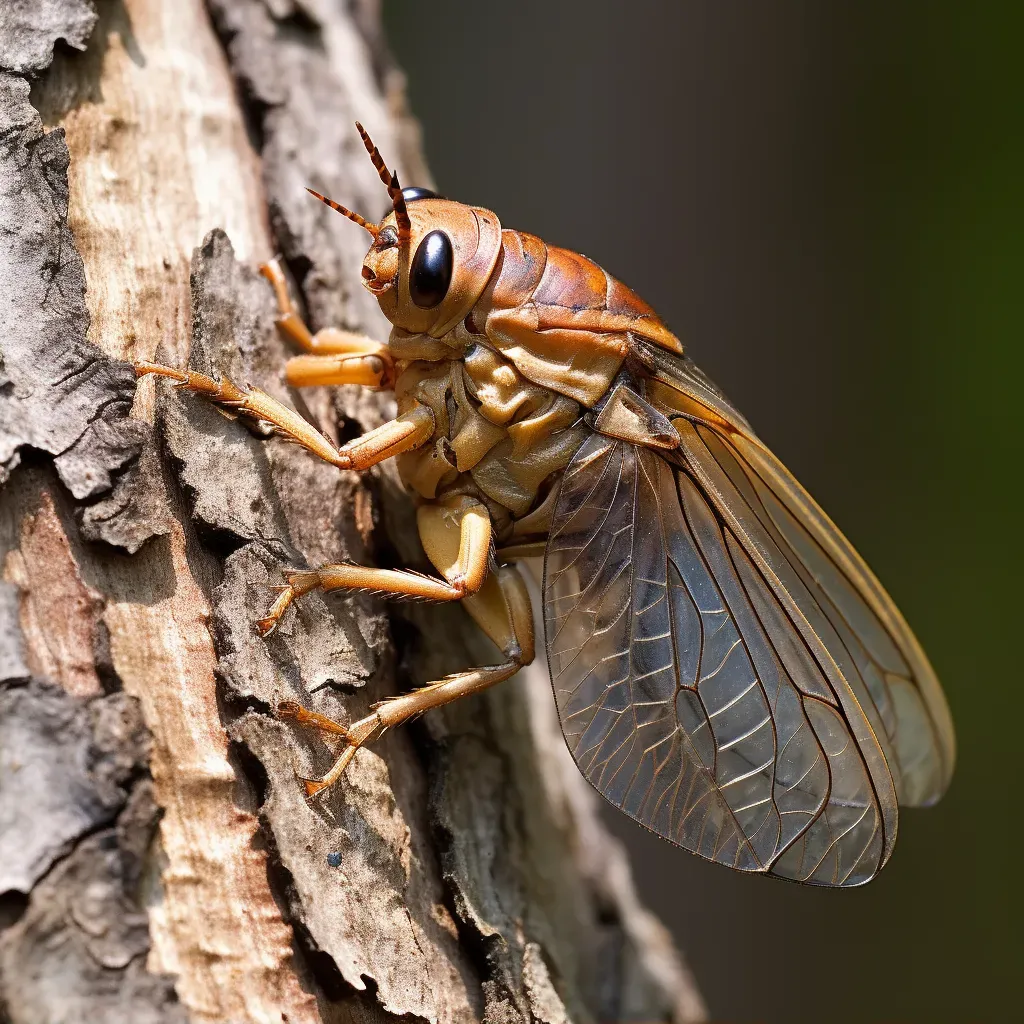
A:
[138,123,955,886]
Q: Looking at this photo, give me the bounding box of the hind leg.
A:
[276,497,536,797]
[279,563,535,796]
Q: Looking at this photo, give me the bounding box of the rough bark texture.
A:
[0,2,706,1022]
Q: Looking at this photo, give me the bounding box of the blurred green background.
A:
[385,2,1022,1019]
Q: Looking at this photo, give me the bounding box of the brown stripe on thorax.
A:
[495,230,682,353]
[468,229,682,407]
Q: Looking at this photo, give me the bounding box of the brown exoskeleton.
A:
[139,123,955,885]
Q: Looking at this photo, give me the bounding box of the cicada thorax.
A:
[472,229,684,407]
[391,340,586,546]
[387,227,688,544]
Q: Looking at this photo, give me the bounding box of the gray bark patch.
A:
[0,0,97,76]
[0,681,149,895]
[0,72,161,553]
[0,781,187,1024]
[0,582,29,684]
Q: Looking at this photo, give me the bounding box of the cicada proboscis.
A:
[138,123,954,886]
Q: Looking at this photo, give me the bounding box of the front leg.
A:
[135,362,433,470]
[260,258,392,363]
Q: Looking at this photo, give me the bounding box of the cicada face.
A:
[364,196,502,338]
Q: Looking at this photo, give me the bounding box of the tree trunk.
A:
[0,2,705,1022]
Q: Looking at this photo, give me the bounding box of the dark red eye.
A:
[409,230,453,309]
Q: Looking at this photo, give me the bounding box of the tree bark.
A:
[0,2,706,1022]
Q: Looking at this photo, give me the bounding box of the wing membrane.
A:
[652,353,955,807]
[544,434,889,884]
[726,430,954,804]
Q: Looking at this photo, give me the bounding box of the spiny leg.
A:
[260,258,392,366]
[258,495,491,636]
[279,562,535,796]
[135,361,432,470]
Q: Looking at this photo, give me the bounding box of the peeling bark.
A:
[0,2,706,1022]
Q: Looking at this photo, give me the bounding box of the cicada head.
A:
[308,124,502,339]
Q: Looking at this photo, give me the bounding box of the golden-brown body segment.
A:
[137,123,953,884]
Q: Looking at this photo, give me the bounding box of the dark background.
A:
[385,2,1022,1020]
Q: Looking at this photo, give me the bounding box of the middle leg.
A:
[257,495,492,636]
[274,495,537,796]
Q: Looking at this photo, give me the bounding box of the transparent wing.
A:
[544,433,895,885]
[638,345,955,808]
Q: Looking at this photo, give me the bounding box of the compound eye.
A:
[409,230,453,309]
[401,186,443,202]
